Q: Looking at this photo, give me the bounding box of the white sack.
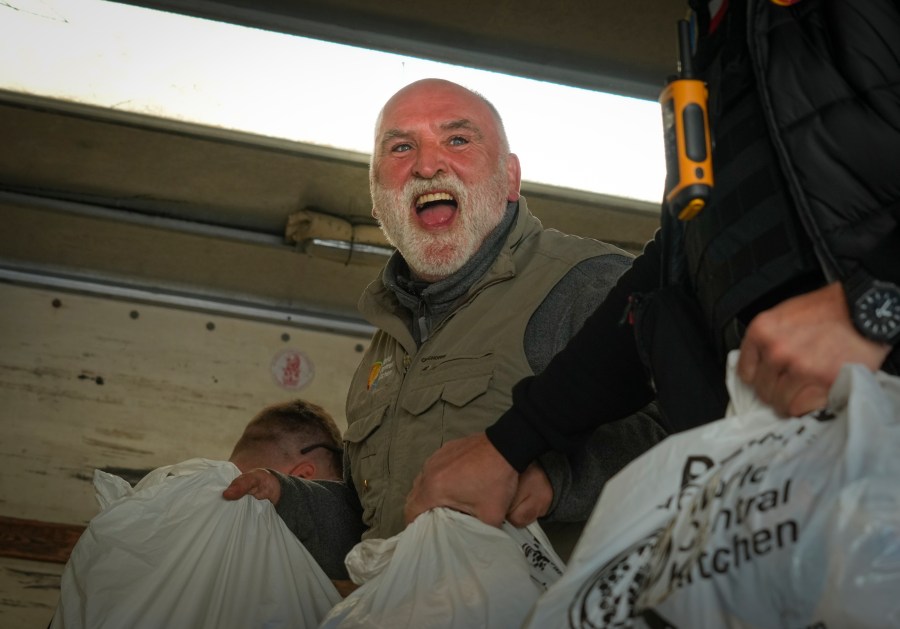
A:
[50,458,341,629]
[320,507,565,629]
[525,353,900,629]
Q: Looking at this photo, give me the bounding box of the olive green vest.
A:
[344,201,621,539]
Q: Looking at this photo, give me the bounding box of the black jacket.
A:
[488,0,900,471]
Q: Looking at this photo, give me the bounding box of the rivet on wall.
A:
[206,322,215,331]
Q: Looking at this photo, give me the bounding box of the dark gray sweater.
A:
[272,474,364,580]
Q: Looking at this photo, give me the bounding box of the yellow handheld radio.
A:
[659,19,713,221]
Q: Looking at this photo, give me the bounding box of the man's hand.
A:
[222,468,282,504]
[404,433,518,528]
[506,462,552,527]
[738,282,891,416]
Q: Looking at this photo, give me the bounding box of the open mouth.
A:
[415,191,458,227]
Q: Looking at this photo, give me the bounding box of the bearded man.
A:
[344,78,666,553]
[226,78,666,560]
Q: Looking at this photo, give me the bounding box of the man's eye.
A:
[391,143,412,153]
[448,136,468,146]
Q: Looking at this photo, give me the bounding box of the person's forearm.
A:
[486,235,661,472]
[272,474,364,581]
[273,472,318,540]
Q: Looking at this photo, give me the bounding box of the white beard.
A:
[371,165,509,281]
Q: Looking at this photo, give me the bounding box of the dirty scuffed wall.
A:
[0,282,368,627]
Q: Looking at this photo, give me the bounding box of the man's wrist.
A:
[842,268,900,345]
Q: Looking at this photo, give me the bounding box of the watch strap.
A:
[842,267,900,344]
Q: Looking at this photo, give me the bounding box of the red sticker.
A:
[271,349,315,390]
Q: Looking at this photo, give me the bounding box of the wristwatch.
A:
[843,268,900,344]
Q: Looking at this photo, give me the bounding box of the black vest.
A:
[676,0,824,356]
[674,0,900,356]
[643,0,900,429]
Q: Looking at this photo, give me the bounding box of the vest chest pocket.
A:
[400,363,497,443]
[400,371,494,413]
[343,404,389,528]
[441,373,494,406]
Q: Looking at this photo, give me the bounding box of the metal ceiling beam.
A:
[108,0,671,100]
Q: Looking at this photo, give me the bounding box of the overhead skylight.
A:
[0,0,666,204]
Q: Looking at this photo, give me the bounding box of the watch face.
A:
[856,285,900,343]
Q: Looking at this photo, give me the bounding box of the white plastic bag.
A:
[525,353,900,628]
[50,458,341,629]
[320,507,565,629]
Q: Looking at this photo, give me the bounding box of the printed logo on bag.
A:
[568,528,672,628]
[568,422,824,627]
[647,426,814,600]
[521,540,563,589]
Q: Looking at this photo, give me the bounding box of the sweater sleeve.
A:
[486,232,663,472]
[859,217,900,370]
[272,474,365,580]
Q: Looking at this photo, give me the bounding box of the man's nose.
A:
[412,142,446,179]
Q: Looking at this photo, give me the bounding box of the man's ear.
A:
[289,460,316,479]
[506,153,521,201]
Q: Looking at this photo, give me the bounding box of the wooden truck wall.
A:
[0,281,367,627]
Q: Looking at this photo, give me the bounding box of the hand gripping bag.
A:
[525,352,900,628]
[319,507,565,628]
[50,458,341,629]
